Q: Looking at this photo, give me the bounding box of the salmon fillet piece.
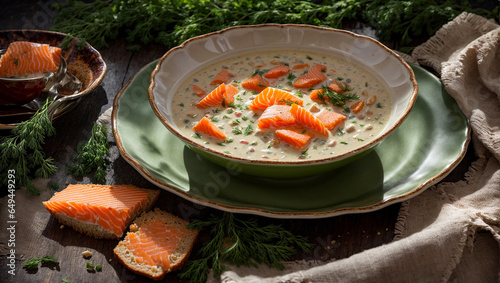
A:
[0,41,61,77]
[43,184,159,239]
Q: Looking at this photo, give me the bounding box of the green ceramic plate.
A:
[112,61,470,218]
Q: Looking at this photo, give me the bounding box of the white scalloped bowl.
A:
[148,24,418,178]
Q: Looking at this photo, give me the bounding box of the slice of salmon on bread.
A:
[42,184,159,239]
[114,208,199,281]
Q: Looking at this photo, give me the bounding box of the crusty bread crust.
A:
[113,208,199,280]
[47,185,160,239]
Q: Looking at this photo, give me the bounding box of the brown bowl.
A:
[0,30,107,128]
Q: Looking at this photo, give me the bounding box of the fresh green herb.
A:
[224,151,232,154]
[306,55,313,60]
[0,99,57,196]
[252,69,265,76]
[232,127,242,135]
[244,124,253,136]
[51,0,498,52]
[376,102,384,108]
[357,138,364,141]
[211,117,219,122]
[227,109,234,114]
[86,262,97,271]
[279,99,299,106]
[23,256,59,269]
[62,279,71,283]
[300,148,309,158]
[178,213,314,283]
[193,133,201,139]
[95,265,102,271]
[179,102,185,107]
[318,85,359,109]
[341,141,348,145]
[67,123,110,184]
[295,91,303,98]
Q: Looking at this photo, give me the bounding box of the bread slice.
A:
[113,208,199,280]
[43,184,160,239]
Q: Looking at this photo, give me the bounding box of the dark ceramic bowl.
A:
[0,30,107,128]
[0,53,66,105]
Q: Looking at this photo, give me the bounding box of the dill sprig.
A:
[0,99,57,196]
[22,256,59,269]
[67,123,110,183]
[319,85,359,110]
[50,0,498,51]
[178,213,314,283]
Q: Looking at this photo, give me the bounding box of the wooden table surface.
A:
[0,1,476,282]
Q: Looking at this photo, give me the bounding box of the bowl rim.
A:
[148,24,418,166]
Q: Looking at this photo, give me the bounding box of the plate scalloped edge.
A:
[112,60,471,219]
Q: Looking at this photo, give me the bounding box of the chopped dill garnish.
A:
[244,124,253,135]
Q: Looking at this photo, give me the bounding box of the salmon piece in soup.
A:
[292,64,327,88]
[249,87,303,110]
[241,74,270,92]
[289,104,328,136]
[210,69,233,85]
[315,109,346,130]
[257,105,296,129]
[192,117,227,140]
[264,64,291,79]
[275,128,313,149]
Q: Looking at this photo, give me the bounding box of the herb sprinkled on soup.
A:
[171,50,391,161]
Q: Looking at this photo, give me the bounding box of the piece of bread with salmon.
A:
[113,208,199,281]
[43,184,160,239]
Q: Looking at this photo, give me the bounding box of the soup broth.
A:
[170,49,391,161]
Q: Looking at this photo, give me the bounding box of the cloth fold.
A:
[210,12,500,283]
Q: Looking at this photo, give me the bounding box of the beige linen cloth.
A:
[208,12,500,283]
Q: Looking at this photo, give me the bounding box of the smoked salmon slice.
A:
[275,128,313,149]
[42,184,160,239]
[249,87,303,110]
[210,69,233,85]
[224,84,239,106]
[192,117,227,140]
[241,74,270,92]
[191,84,207,97]
[114,208,199,280]
[290,104,328,135]
[196,83,226,109]
[257,105,296,129]
[315,109,346,130]
[264,64,291,79]
[196,83,239,108]
[329,80,345,93]
[292,64,327,88]
[0,41,62,77]
[350,100,365,114]
[292,63,310,70]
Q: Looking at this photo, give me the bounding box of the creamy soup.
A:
[170,50,391,161]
